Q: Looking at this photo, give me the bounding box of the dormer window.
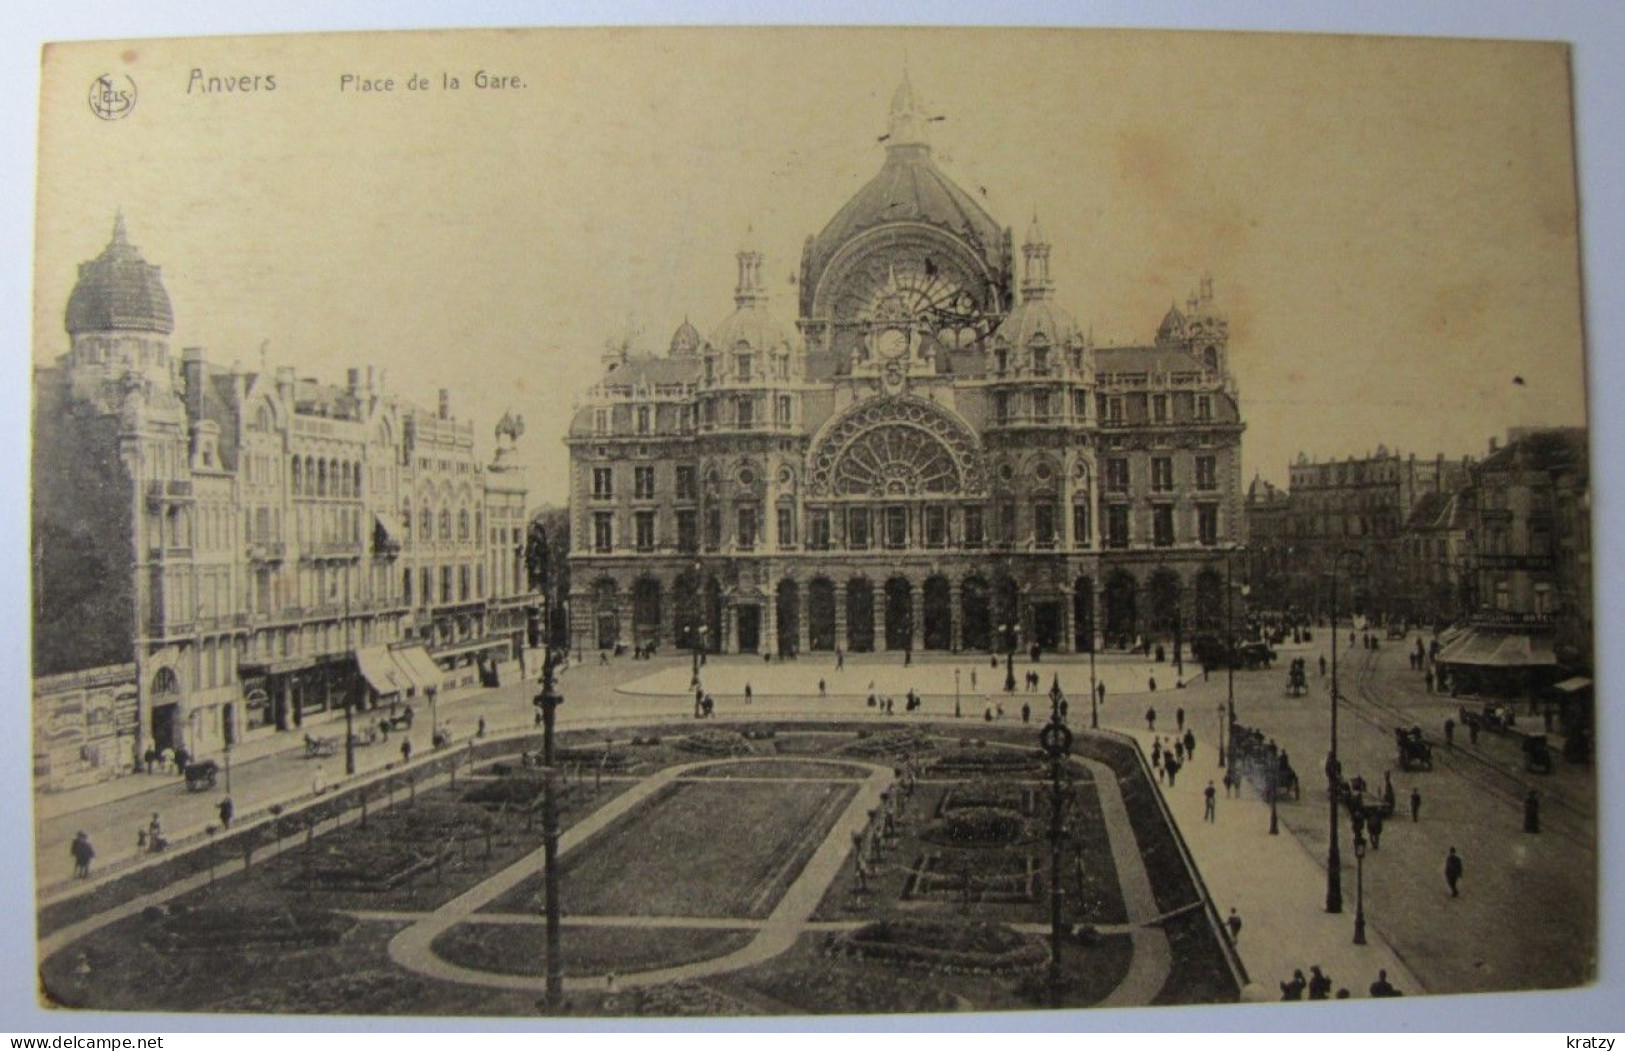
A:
[995,348,1008,375]
[737,354,753,382]
[1032,346,1049,376]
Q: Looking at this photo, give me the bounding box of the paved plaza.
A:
[34,635,1595,1012]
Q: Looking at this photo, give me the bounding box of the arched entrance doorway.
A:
[674,569,702,651]
[149,667,182,753]
[592,579,620,652]
[808,577,836,651]
[1104,571,1138,647]
[884,577,913,651]
[1195,568,1224,634]
[1149,569,1182,637]
[847,578,875,653]
[776,579,800,656]
[632,577,661,649]
[961,575,991,651]
[923,575,952,650]
[994,576,1021,652]
[703,576,723,654]
[1073,576,1095,652]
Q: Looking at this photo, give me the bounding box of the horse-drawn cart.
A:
[303,734,340,759]
[183,759,219,791]
[1395,725,1434,771]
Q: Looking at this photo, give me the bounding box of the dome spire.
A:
[111,208,128,246]
[735,223,766,308]
[886,68,932,151]
[1020,209,1053,301]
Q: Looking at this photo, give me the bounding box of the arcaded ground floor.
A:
[569,551,1243,657]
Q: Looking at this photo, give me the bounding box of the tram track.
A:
[1340,648,1594,851]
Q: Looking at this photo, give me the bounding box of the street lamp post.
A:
[1087,587,1099,730]
[954,668,961,718]
[1268,751,1280,835]
[1216,702,1226,769]
[1040,674,1074,1006]
[1326,548,1364,915]
[1352,824,1368,945]
[534,649,566,1013]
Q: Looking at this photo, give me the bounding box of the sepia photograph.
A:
[23,22,1601,1022]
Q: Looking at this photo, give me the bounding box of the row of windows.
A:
[592,465,699,501]
[402,563,487,607]
[1105,455,1221,493]
[587,501,1224,554]
[401,500,483,544]
[1100,392,1215,424]
[290,455,364,499]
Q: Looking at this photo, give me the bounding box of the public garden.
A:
[37,716,1240,1017]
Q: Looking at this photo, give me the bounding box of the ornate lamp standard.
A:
[1325,548,1365,914]
[1040,674,1074,1006]
[1352,819,1368,945]
[533,648,566,1012]
[1222,543,1248,765]
[1087,586,1099,730]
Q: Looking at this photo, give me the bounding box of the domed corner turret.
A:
[711,230,796,358]
[990,212,1091,376]
[669,317,703,358]
[65,212,175,337]
[1155,302,1187,346]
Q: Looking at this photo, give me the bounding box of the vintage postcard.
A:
[30,26,1592,1018]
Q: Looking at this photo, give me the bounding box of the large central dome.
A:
[65,214,174,336]
[800,75,1006,317]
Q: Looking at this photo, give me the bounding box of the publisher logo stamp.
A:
[88,74,137,120]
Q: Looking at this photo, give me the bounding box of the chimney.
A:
[438,388,451,420]
[1488,436,1499,454]
[347,368,361,395]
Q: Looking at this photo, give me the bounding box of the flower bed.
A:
[902,851,1041,904]
[827,919,1047,975]
[460,776,546,809]
[928,747,1043,776]
[142,904,357,953]
[938,779,1033,815]
[918,806,1030,849]
[675,730,753,757]
[838,729,934,759]
[283,839,437,893]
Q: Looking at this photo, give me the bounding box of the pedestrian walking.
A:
[1319,655,1327,677]
[1468,719,1479,745]
[1176,707,1185,732]
[174,745,190,774]
[1021,701,1031,724]
[1425,667,1434,692]
[1152,738,1162,766]
[1369,969,1402,998]
[1367,810,1383,850]
[745,682,753,704]
[1184,728,1197,761]
[1148,674,1158,692]
[1524,790,1541,834]
[218,797,234,829]
[1280,969,1307,1001]
[1445,846,1464,897]
[1145,706,1157,731]
[401,738,412,764]
[1223,768,1236,798]
[819,678,827,698]
[1226,907,1242,941]
[1410,786,1422,822]
[147,813,165,853]
[836,647,845,671]
[1443,717,1455,747]
[1383,771,1396,810]
[1167,757,1181,788]
[970,668,978,689]
[1307,966,1332,1001]
[1204,781,1217,822]
[70,832,94,879]
[313,764,326,796]
[143,747,157,775]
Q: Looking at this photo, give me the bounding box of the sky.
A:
[32,27,1588,506]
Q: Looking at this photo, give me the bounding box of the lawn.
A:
[430,921,755,978]
[485,779,857,919]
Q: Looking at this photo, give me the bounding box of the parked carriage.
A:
[1523,733,1555,774]
[381,705,415,731]
[1395,726,1434,771]
[303,734,339,759]
[1459,701,1517,735]
[183,759,219,792]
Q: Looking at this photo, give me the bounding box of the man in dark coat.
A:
[1410,786,1422,822]
[1280,969,1306,1000]
[1445,847,1464,897]
[70,832,94,878]
[218,797,234,830]
[1307,966,1333,1000]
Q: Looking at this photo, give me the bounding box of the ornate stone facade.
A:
[566,77,1246,657]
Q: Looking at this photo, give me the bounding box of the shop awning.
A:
[390,645,445,694]
[373,511,404,548]
[355,645,410,696]
[1436,628,1556,668]
[1551,676,1592,694]
[434,637,512,661]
